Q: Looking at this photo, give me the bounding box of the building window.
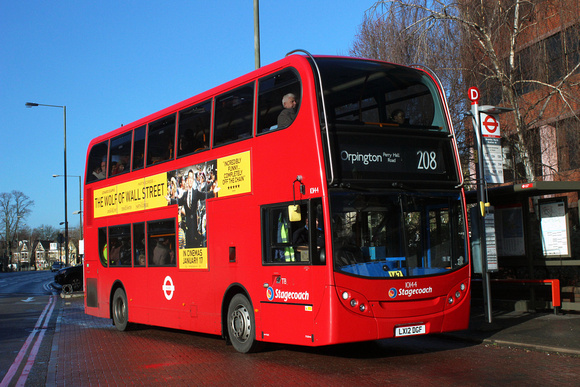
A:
[545,32,564,84]
[557,118,580,171]
[564,24,580,75]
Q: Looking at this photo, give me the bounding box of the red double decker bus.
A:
[83,51,470,353]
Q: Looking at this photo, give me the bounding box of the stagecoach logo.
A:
[266,286,274,301]
[266,287,310,303]
[389,286,433,299]
[162,276,175,300]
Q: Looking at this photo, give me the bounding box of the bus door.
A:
[259,199,325,345]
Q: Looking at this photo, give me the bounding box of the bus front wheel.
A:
[112,288,129,331]
[227,294,257,353]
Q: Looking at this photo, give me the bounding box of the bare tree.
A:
[0,191,34,264]
[365,0,580,182]
[31,224,59,242]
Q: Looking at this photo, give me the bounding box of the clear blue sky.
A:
[1,1,373,230]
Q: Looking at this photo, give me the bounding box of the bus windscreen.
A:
[330,191,467,278]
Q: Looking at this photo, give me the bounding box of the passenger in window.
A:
[135,236,146,266]
[166,140,174,160]
[391,109,408,125]
[109,238,122,265]
[117,155,129,174]
[93,161,106,180]
[277,93,298,129]
[110,162,119,176]
[92,165,104,180]
[134,152,144,169]
[153,237,171,265]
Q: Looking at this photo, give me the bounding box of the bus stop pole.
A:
[470,97,493,324]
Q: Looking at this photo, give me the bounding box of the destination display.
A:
[332,133,458,184]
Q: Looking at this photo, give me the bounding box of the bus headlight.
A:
[445,281,469,309]
[337,288,373,316]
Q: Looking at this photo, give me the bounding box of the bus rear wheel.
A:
[112,288,129,331]
[227,294,258,353]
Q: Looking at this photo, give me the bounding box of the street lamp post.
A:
[53,174,82,240]
[26,102,69,266]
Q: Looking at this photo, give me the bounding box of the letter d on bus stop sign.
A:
[468,87,480,103]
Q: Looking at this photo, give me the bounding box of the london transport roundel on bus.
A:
[162,276,175,300]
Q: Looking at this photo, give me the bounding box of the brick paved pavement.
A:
[43,295,579,386]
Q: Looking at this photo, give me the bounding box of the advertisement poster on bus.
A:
[93,151,252,270]
[166,160,218,269]
[166,151,251,269]
[93,172,168,218]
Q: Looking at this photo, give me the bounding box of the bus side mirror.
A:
[288,205,301,222]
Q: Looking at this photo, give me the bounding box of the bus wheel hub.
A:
[231,306,251,341]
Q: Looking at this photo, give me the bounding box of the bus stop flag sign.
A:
[481,112,503,184]
[481,114,500,137]
[468,87,480,103]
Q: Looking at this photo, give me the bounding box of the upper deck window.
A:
[109,131,132,176]
[213,83,254,147]
[257,69,302,133]
[317,58,448,132]
[86,141,108,183]
[132,125,146,171]
[147,114,176,166]
[177,100,211,157]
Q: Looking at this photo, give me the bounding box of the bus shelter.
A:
[466,181,580,311]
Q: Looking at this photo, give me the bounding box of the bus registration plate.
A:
[395,324,426,337]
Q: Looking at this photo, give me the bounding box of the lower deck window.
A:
[262,199,325,265]
[97,220,175,268]
[148,219,177,267]
[109,224,132,267]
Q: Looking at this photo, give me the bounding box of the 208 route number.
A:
[417,150,437,170]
